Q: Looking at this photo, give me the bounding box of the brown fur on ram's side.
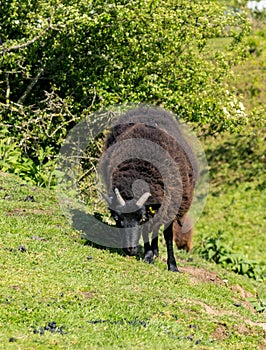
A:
[173,215,194,253]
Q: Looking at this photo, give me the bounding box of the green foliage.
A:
[0,90,80,162]
[232,28,266,112]
[248,295,266,315]
[196,231,265,281]
[0,128,55,187]
[0,0,253,186]
[1,1,250,137]
[0,128,22,171]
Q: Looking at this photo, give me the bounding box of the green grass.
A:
[0,172,265,350]
[195,181,266,265]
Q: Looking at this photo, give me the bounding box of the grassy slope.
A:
[195,181,266,265]
[0,172,265,350]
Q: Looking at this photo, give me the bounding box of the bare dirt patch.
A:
[237,322,252,336]
[6,208,53,216]
[184,297,266,341]
[230,285,256,314]
[179,265,224,285]
[81,291,96,299]
[246,319,266,334]
[0,171,9,177]
[183,298,236,317]
[211,323,229,340]
[231,284,254,299]
[179,265,266,338]
[180,265,258,315]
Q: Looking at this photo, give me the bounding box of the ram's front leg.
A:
[151,233,159,258]
[164,222,179,272]
[142,227,154,264]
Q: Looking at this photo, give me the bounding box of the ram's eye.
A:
[113,215,118,221]
[111,212,119,221]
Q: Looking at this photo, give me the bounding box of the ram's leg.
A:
[151,232,159,257]
[142,227,154,264]
[164,222,179,272]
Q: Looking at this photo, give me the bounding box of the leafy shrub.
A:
[0,128,55,187]
[0,0,256,186]
[196,230,265,281]
[1,1,251,136]
[248,295,266,315]
[0,128,22,172]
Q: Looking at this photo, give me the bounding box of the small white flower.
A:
[238,102,245,111]
[223,107,230,118]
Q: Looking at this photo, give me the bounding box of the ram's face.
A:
[105,189,151,256]
[111,206,148,256]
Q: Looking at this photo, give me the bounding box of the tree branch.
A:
[5,73,10,104]
[17,64,45,104]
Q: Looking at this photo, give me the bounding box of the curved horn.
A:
[114,188,126,207]
[136,192,151,207]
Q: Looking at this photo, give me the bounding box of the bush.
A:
[0,128,55,187]
[0,0,252,184]
[196,230,265,281]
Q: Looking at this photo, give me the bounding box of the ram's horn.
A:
[136,192,151,207]
[114,188,126,207]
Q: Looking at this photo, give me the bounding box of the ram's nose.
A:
[123,247,138,256]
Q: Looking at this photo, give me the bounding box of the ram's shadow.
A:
[70,208,145,259]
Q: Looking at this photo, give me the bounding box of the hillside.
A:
[0,172,265,349]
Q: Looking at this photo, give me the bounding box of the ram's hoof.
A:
[153,249,159,257]
[168,265,179,272]
[144,251,154,264]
